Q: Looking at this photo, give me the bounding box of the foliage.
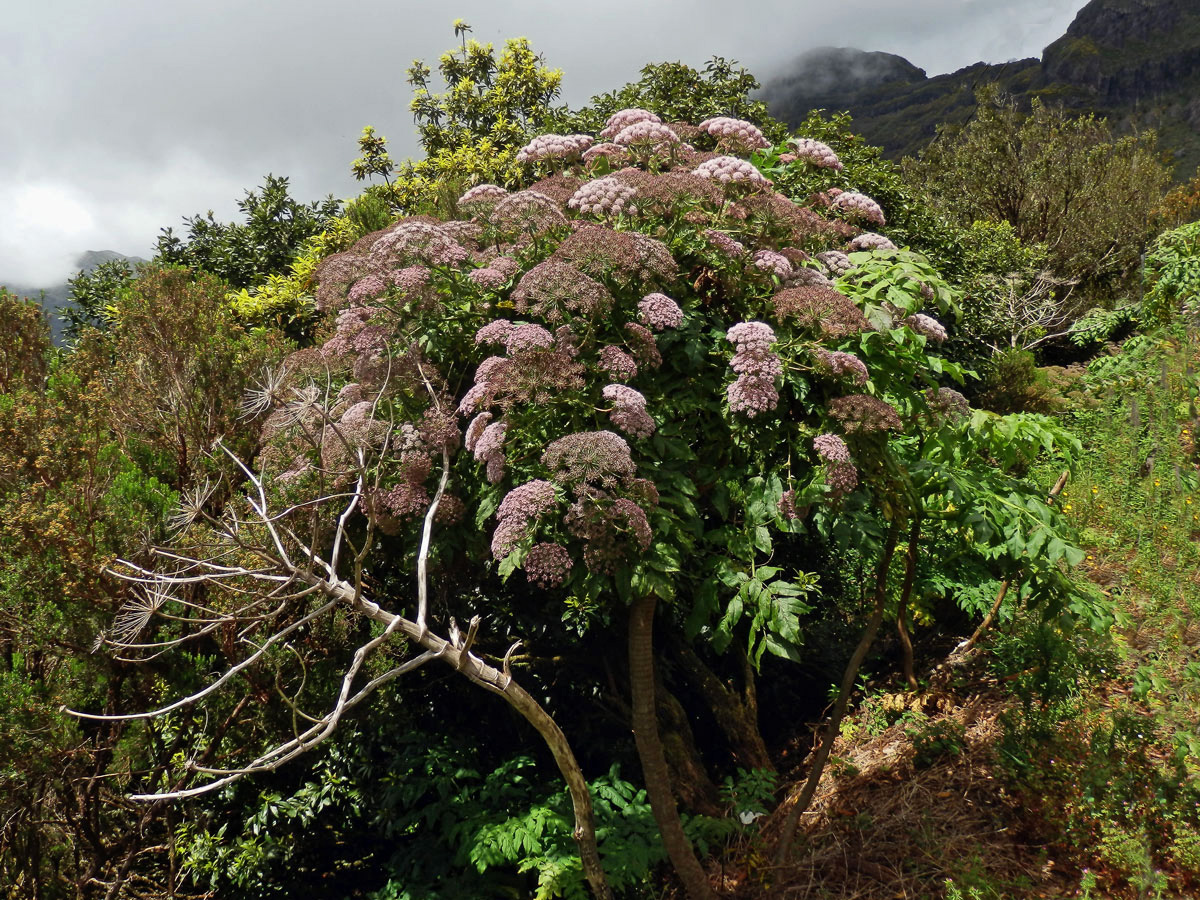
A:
[907,88,1171,305]
[61,257,139,340]
[1142,219,1200,325]
[370,27,563,214]
[551,57,786,143]
[975,349,1062,415]
[156,173,342,290]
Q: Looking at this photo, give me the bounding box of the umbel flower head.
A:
[693,155,771,190]
[697,116,771,150]
[612,120,681,153]
[542,430,636,491]
[512,259,613,323]
[904,313,948,343]
[817,250,854,276]
[516,133,594,164]
[491,479,557,559]
[524,542,573,588]
[599,108,661,139]
[831,191,886,227]
[788,137,844,171]
[848,232,897,252]
[752,249,793,279]
[725,322,781,417]
[637,293,683,331]
[815,349,869,386]
[490,190,568,235]
[568,176,638,217]
[603,383,656,439]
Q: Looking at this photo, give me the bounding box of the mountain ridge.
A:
[762,0,1200,176]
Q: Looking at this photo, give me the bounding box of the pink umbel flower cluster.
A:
[903,313,948,343]
[599,108,661,139]
[473,420,508,484]
[612,120,681,151]
[474,318,515,346]
[788,137,844,171]
[847,232,898,252]
[778,488,809,521]
[603,383,656,439]
[566,497,652,574]
[831,191,886,227]
[458,183,508,207]
[622,322,662,369]
[582,142,631,166]
[348,274,387,306]
[813,433,857,498]
[516,133,594,164]
[786,266,831,288]
[829,394,903,433]
[542,430,636,491]
[468,266,509,289]
[524,542,573,588]
[491,479,557,559]
[637,292,684,330]
[505,323,555,353]
[568,176,638,217]
[813,432,851,464]
[752,249,794,279]
[704,229,746,257]
[815,349,869,386]
[693,155,770,189]
[817,250,854,276]
[726,321,781,417]
[927,386,970,423]
[598,345,638,380]
[370,220,470,268]
[512,259,613,323]
[490,190,568,235]
[697,117,770,150]
[391,265,432,293]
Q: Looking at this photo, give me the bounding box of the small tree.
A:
[907,88,1170,304]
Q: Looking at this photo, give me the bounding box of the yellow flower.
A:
[1092,487,1099,494]
[1065,503,1073,511]
[1155,480,1161,486]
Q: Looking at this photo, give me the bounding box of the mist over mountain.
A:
[3,250,145,342]
[763,0,1200,176]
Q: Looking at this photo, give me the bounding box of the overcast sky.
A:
[2,0,1083,287]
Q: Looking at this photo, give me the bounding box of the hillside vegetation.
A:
[763,0,1200,179]
[0,22,1197,900]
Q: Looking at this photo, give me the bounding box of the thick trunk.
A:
[772,522,901,865]
[628,593,717,900]
[672,638,773,772]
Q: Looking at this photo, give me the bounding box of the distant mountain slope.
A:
[3,250,146,342]
[763,0,1200,177]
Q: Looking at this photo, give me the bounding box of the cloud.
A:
[1,0,1085,287]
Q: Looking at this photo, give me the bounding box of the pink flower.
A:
[788,137,844,171]
[813,433,851,463]
[692,156,770,190]
[458,183,508,206]
[598,345,638,380]
[603,383,655,439]
[904,313,947,343]
[505,323,555,353]
[726,376,779,417]
[704,229,746,257]
[753,249,793,279]
[697,116,771,150]
[516,133,594,164]
[637,293,684,330]
[815,349,869,386]
[847,232,898,252]
[475,319,515,346]
[348,274,387,305]
[524,542,573,587]
[568,176,638,217]
[612,121,681,151]
[599,108,661,139]
[831,191,886,227]
[542,431,636,491]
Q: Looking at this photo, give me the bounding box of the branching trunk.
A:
[318,574,614,900]
[772,522,900,865]
[628,593,716,900]
[672,638,773,772]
